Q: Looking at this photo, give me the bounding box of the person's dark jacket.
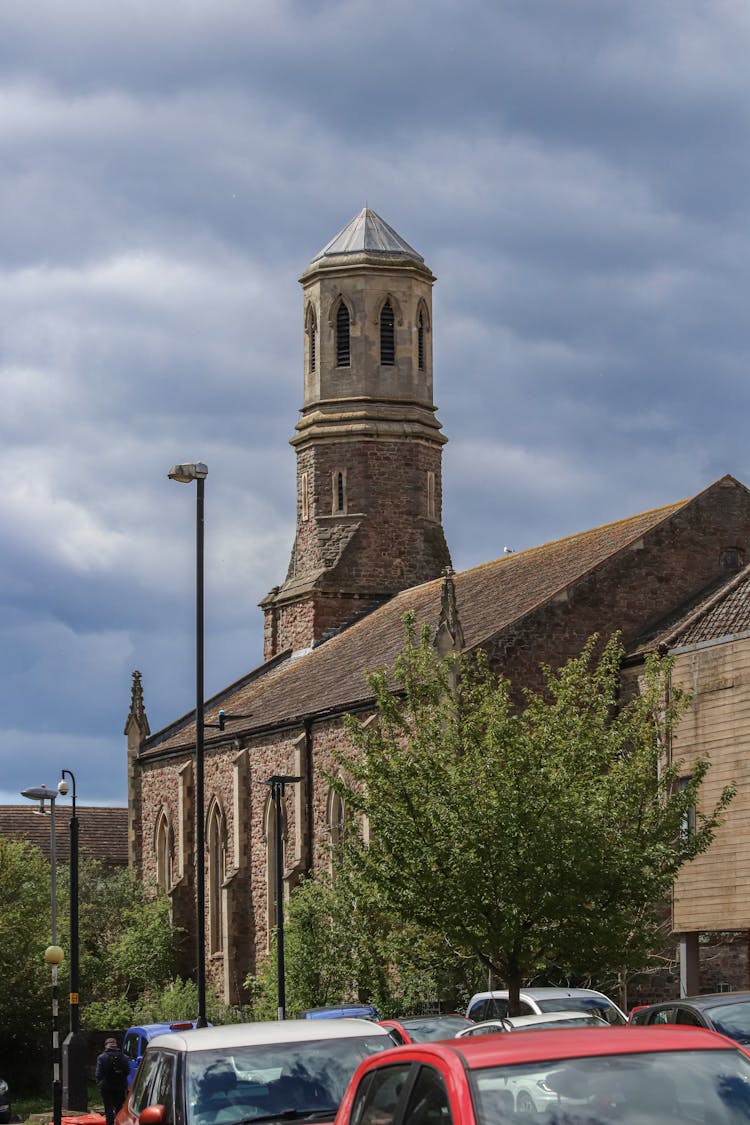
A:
[96,1048,130,1091]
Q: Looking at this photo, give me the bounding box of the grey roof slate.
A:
[310,207,424,264]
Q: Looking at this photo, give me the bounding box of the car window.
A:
[122,1032,140,1062]
[675,1006,704,1027]
[652,1007,677,1025]
[350,1064,412,1125]
[131,1051,164,1114]
[535,997,624,1025]
[403,1066,452,1125]
[151,1053,177,1125]
[702,999,750,1045]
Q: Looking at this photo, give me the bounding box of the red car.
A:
[334,1025,750,1122]
[379,1016,474,1045]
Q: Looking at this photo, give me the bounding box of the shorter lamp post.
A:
[263,774,301,1020]
[21,785,64,1125]
[57,771,87,1111]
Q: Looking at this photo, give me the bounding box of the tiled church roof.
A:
[0,805,128,867]
[141,490,694,758]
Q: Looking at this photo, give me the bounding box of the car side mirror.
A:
[140,1105,166,1125]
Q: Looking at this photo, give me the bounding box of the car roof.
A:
[147,1019,391,1052]
[407,1026,742,1068]
[505,1011,607,1026]
[649,992,750,1010]
[471,987,612,1001]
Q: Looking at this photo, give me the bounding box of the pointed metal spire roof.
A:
[310,207,424,264]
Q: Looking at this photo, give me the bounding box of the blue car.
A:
[121,1021,208,1085]
[299,1004,380,1021]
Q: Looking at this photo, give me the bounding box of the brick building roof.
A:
[0,805,128,867]
[141,489,698,758]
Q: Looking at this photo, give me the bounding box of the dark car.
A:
[629,991,750,1044]
[378,1014,474,1044]
[0,1076,10,1124]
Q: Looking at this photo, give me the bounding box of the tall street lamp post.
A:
[20,785,65,1125]
[168,460,208,1027]
[264,774,301,1020]
[57,770,87,1111]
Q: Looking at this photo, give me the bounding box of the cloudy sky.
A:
[3,0,750,806]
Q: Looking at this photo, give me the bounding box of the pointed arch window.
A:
[418,309,425,370]
[427,471,436,520]
[307,308,317,373]
[155,811,172,892]
[207,801,226,953]
[301,471,309,522]
[336,301,350,367]
[380,300,395,366]
[332,469,347,514]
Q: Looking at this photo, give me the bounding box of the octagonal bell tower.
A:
[261,208,452,659]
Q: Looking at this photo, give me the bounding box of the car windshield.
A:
[704,1001,750,1045]
[469,1048,750,1123]
[186,1036,391,1125]
[535,998,625,1025]
[400,1016,471,1042]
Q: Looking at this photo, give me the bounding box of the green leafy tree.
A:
[335,620,734,1014]
[250,859,480,1019]
[0,837,52,1088]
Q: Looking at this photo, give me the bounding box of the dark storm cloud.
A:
[3,0,750,800]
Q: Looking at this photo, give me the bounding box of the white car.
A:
[116,1018,394,1125]
[466,986,626,1024]
[456,1010,609,1037]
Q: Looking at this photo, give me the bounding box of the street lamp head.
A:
[21,784,57,808]
[45,945,65,966]
[168,462,208,483]
[57,779,69,796]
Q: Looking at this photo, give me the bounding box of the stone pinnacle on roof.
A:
[310,207,424,264]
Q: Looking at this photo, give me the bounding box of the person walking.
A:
[95,1037,130,1125]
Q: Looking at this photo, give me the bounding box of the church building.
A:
[126,208,750,1004]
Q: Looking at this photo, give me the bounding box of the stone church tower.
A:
[261,208,452,659]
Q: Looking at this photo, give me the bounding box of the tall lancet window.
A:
[336,301,350,367]
[207,801,226,953]
[332,469,347,514]
[418,309,425,370]
[307,308,317,373]
[155,811,172,892]
[380,300,395,366]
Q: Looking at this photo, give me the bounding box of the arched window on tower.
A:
[300,471,309,522]
[380,300,395,366]
[155,810,172,893]
[336,301,350,367]
[306,307,317,373]
[207,800,226,953]
[427,471,436,520]
[418,309,425,370]
[332,469,347,514]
